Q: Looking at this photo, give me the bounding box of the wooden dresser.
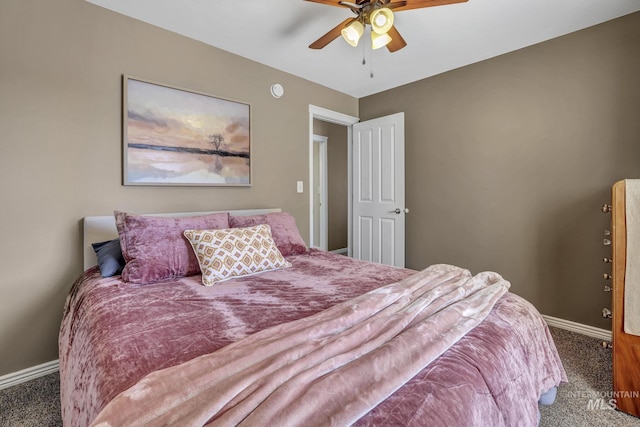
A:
[608,180,640,417]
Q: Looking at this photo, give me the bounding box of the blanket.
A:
[90,264,510,427]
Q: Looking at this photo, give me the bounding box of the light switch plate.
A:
[296,181,304,193]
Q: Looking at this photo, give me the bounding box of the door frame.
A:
[308,105,359,254]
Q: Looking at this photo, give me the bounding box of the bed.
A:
[59,208,566,426]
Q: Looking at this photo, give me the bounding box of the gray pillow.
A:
[91,239,125,277]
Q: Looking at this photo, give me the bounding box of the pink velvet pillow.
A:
[229,212,308,257]
[115,211,230,284]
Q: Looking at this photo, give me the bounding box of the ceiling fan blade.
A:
[385,1,408,10]
[338,1,364,8]
[386,25,407,52]
[393,0,467,11]
[304,0,353,8]
[309,18,355,49]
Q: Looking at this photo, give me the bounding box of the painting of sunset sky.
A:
[124,77,250,185]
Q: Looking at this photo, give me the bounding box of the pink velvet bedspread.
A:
[59,250,566,427]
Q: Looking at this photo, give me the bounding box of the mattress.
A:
[59,249,566,426]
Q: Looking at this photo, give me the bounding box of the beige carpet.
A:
[539,327,640,427]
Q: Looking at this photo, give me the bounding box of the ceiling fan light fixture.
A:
[341,20,364,47]
[371,31,392,50]
[369,8,394,35]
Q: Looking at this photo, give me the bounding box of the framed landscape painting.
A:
[123,76,251,186]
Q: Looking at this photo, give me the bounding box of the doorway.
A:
[308,105,359,255]
[308,106,406,267]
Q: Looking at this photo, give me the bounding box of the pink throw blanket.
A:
[90,264,510,426]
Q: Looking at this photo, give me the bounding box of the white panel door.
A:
[352,112,406,267]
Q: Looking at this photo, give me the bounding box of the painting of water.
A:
[123,76,251,186]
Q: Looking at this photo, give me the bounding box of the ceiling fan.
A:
[306,0,468,52]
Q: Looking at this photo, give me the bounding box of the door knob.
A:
[390,208,409,214]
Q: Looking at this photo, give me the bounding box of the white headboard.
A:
[83,208,282,270]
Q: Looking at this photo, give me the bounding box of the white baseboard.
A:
[0,359,59,390]
[543,315,612,342]
[330,247,348,255]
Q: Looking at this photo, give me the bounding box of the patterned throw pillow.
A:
[184,224,291,286]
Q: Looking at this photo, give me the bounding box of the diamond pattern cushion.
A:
[184,224,291,286]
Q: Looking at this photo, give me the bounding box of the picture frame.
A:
[122,75,251,186]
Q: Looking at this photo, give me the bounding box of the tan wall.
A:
[312,120,348,251]
[326,124,349,251]
[0,0,357,376]
[359,12,640,329]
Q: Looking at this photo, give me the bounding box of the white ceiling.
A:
[87,0,640,98]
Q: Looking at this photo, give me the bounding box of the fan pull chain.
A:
[360,28,373,78]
